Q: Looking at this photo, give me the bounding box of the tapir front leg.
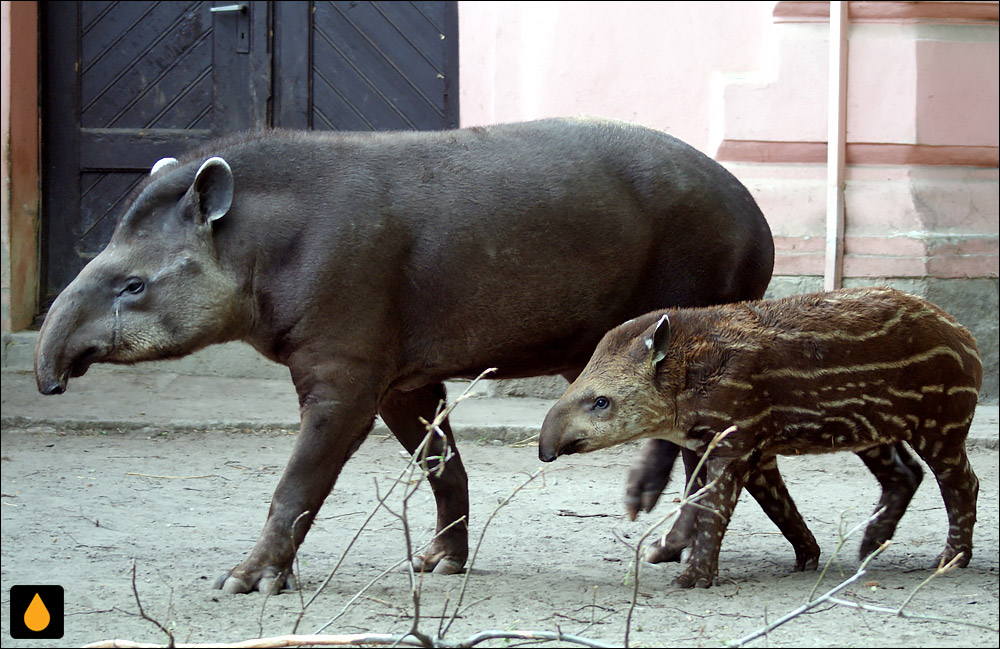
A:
[674,454,754,589]
[631,447,821,572]
[216,360,381,594]
[639,446,701,564]
[379,383,469,574]
[625,439,681,520]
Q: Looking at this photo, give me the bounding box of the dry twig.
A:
[623,425,735,648]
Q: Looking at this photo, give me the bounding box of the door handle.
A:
[211,3,250,54]
[210,4,246,13]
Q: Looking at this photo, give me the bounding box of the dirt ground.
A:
[2,424,998,648]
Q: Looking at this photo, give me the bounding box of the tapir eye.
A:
[122,278,145,295]
[593,396,611,410]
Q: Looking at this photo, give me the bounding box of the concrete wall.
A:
[3,1,998,399]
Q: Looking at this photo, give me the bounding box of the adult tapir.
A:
[35,117,775,594]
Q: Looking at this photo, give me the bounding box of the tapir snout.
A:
[538,404,587,462]
[34,266,116,395]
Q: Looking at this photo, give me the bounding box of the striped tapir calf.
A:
[538,287,982,588]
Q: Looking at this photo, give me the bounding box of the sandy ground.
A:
[1,423,998,648]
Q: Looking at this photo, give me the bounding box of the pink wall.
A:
[1,0,39,333]
[458,0,999,283]
[459,1,772,153]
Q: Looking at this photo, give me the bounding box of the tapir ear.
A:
[192,157,234,223]
[644,313,671,367]
[150,157,179,175]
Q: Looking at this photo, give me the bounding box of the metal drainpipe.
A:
[825,0,848,291]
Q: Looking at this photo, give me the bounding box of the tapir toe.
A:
[213,566,296,595]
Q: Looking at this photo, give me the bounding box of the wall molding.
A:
[774,1,1000,24]
[717,140,1000,167]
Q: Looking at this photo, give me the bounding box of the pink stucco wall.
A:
[458,0,999,284]
[1,0,39,334]
[458,1,772,153]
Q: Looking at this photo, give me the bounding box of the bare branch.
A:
[807,505,887,602]
[896,551,962,612]
[440,468,547,637]
[128,561,175,647]
[624,425,735,648]
[83,628,619,649]
[727,540,892,647]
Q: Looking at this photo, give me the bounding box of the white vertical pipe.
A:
[825,1,848,291]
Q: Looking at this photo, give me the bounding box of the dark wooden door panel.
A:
[311,1,458,131]
[80,1,211,129]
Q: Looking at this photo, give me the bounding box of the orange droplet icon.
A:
[24,592,51,632]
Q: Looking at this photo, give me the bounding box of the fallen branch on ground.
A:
[83,628,618,648]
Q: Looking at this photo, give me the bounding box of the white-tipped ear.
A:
[193,157,234,223]
[150,157,179,175]
[647,313,671,366]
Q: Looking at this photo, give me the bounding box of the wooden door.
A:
[40,0,269,308]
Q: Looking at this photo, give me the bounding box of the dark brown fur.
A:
[540,287,981,587]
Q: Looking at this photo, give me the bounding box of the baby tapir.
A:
[539,287,982,588]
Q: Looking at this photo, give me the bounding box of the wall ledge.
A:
[718,140,1000,167]
[774,1,1000,25]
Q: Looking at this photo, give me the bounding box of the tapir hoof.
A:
[934,547,971,570]
[212,566,297,595]
[793,542,821,572]
[412,555,465,575]
[673,567,715,589]
[643,540,688,564]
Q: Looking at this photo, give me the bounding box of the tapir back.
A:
[671,287,982,456]
[168,118,774,383]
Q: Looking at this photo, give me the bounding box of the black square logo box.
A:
[9,585,64,639]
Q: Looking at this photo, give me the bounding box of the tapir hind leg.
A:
[908,427,979,569]
[856,443,924,559]
[379,382,469,575]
